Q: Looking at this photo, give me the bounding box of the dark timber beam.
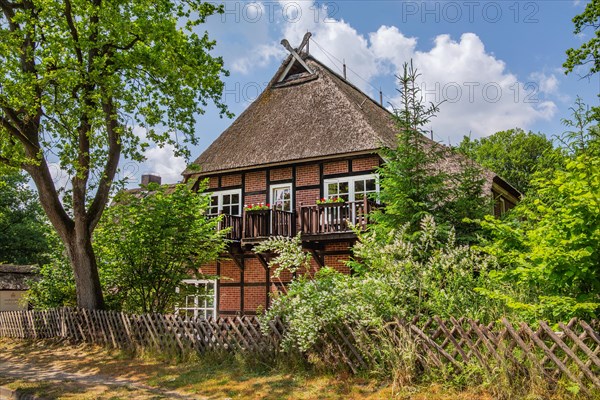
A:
[308,248,325,268]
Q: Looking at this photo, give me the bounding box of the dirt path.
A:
[0,341,206,399]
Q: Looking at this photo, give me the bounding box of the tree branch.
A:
[64,0,83,65]
[87,96,122,233]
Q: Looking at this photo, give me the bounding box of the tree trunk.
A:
[65,226,105,310]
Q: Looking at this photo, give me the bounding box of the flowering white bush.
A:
[257,216,505,352]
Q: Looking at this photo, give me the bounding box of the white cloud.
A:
[229,0,558,142]
[529,71,559,94]
[142,144,187,184]
[231,43,286,74]
[124,126,187,186]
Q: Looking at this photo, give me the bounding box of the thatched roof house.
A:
[171,35,521,318]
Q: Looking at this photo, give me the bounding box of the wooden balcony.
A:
[243,209,295,241]
[299,199,375,240]
[217,214,243,241]
[215,200,375,243]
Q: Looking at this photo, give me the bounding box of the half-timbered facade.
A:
[180,34,520,317]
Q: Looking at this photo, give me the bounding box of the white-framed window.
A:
[208,189,242,216]
[324,174,379,202]
[270,183,293,212]
[175,279,217,319]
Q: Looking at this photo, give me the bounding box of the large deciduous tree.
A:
[0,1,229,309]
[457,129,557,194]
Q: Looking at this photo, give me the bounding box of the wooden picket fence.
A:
[317,316,600,395]
[1,309,600,394]
[0,308,284,355]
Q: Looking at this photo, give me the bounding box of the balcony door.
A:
[270,183,292,212]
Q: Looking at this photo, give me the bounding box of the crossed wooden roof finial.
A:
[279,32,313,79]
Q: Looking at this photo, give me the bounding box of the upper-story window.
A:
[208,189,242,216]
[324,174,378,202]
[271,183,292,212]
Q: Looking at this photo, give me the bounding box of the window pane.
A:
[366,179,376,192]
[339,182,349,194]
[354,180,364,192]
[232,193,240,204]
[328,183,338,195]
[231,205,240,216]
[222,205,231,215]
[223,194,231,205]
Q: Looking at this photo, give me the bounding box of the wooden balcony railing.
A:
[243,209,295,239]
[299,199,375,235]
[215,201,375,243]
[217,214,243,241]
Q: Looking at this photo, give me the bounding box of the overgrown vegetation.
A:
[477,99,600,323]
[28,182,225,313]
[0,169,52,265]
[457,128,558,194]
[256,60,600,396]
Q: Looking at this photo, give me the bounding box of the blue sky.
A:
[132,0,599,185]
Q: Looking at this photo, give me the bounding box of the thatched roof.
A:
[185,53,399,176]
[0,264,38,291]
[184,51,520,198]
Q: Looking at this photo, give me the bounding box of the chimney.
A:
[141,174,161,186]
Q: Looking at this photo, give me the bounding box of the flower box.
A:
[316,197,345,206]
[316,201,346,208]
[245,209,270,214]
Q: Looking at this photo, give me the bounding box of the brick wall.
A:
[245,171,266,192]
[323,160,349,175]
[270,167,292,182]
[245,258,266,283]
[244,286,267,312]
[208,176,219,189]
[244,193,266,206]
[198,261,217,276]
[352,156,380,172]
[296,188,320,208]
[221,174,242,187]
[220,259,241,282]
[219,286,241,312]
[296,164,320,186]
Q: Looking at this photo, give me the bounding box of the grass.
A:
[0,337,586,399]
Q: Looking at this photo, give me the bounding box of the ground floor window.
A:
[175,279,217,319]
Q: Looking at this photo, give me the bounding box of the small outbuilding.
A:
[0,264,38,311]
